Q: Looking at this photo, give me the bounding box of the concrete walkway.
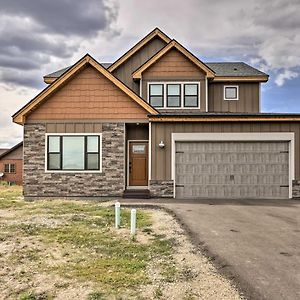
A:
[120,198,300,300]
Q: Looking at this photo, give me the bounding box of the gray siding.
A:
[112,37,167,94]
[208,82,260,113]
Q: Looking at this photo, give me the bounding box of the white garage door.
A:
[175,141,289,199]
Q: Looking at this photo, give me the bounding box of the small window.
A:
[167,84,181,107]
[149,84,164,108]
[47,135,101,171]
[184,84,198,107]
[224,86,239,100]
[4,164,15,173]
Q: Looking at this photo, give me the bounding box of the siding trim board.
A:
[171,132,295,198]
[149,116,300,122]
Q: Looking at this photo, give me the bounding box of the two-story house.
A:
[12,28,300,200]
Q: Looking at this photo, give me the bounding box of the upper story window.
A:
[148,82,200,109]
[47,134,102,172]
[4,164,15,173]
[224,85,239,100]
[149,84,164,108]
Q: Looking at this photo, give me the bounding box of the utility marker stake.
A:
[131,209,137,236]
[115,202,121,228]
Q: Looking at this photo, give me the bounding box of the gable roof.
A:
[132,40,216,79]
[0,149,8,156]
[43,63,112,84]
[0,142,23,160]
[13,54,158,125]
[108,28,171,72]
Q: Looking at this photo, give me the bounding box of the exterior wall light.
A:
[159,141,165,148]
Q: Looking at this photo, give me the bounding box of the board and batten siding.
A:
[208,82,260,113]
[26,66,148,121]
[142,48,207,111]
[150,121,300,180]
[112,36,167,94]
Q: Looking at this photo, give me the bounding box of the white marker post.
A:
[115,202,121,228]
[130,209,137,236]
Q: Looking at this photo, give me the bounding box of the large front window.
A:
[47,135,101,171]
[148,82,200,108]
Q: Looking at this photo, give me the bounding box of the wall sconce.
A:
[159,141,165,149]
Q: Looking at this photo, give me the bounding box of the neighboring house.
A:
[12,28,300,200]
[0,142,23,185]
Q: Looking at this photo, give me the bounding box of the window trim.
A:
[224,85,239,100]
[4,163,16,173]
[166,83,181,108]
[45,133,102,173]
[183,83,199,108]
[149,83,164,108]
[147,81,201,109]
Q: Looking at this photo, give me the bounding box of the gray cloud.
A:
[0,0,112,36]
[0,0,120,88]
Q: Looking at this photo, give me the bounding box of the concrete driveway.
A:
[121,198,300,300]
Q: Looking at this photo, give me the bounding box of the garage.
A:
[175,141,290,199]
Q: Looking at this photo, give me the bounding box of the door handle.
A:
[129,162,132,173]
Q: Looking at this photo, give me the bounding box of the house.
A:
[12,28,300,200]
[0,142,23,185]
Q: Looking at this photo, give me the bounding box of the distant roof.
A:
[44,61,267,80]
[44,63,112,78]
[0,149,8,156]
[206,62,268,77]
[0,142,23,160]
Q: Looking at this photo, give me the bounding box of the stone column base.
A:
[149,180,174,198]
[292,180,300,198]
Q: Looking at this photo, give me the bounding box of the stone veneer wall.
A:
[23,123,125,199]
[149,180,174,198]
[292,180,300,198]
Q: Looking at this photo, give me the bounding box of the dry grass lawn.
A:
[0,186,242,300]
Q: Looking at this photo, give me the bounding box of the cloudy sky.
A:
[0,0,299,147]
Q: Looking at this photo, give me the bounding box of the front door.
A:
[129,141,148,186]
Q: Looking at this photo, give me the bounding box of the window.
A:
[167,84,181,107]
[184,84,198,107]
[224,86,239,100]
[4,164,16,173]
[47,135,101,171]
[149,84,163,107]
[148,82,200,108]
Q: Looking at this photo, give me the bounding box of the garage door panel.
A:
[175,141,289,199]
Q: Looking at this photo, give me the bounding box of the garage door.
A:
[175,141,289,199]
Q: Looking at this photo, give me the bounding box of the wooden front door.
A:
[129,141,148,186]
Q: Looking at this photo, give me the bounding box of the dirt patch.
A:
[139,209,242,299]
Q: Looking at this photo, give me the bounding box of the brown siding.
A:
[27,66,148,121]
[112,36,167,94]
[208,82,260,113]
[142,48,206,111]
[151,121,300,180]
[0,159,23,185]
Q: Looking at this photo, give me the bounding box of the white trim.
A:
[126,186,148,190]
[127,140,149,187]
[224,85,239,100]
[149,123,152,181]
[258,82,261,112]
[147,81,201,109]
[140,76,143,98]
[205,77,208,112]
[45,133,102,173]
[171,132,295,199]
